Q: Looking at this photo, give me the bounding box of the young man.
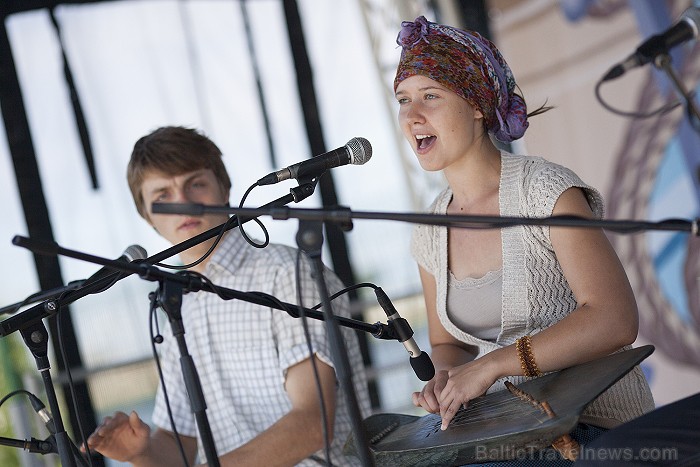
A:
[86,126,370,466]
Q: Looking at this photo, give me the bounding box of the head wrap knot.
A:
[397,16,431,47]
[394,16,529,143]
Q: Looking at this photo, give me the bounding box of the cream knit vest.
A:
[411,152,655,425]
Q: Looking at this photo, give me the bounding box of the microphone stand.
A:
[16,318,77,467]
[145,182,315,266]
[295,218,374,467]
[9,196,696,466]
[9,237,225,467]
[150,203,700,236]
[9,236,431,467]
[0,184,318,337]
[0,181,314,467]
[653,52,700,134]
[157,277,220,467]
[0,280,84,316]
[149,201,698,465]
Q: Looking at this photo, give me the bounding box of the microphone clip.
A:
[289,180,317,203]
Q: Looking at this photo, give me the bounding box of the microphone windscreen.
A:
[346,137,372,165]
[411,352,436,381]
[124,244,147,262]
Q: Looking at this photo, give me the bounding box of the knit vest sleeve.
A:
[522,157,604,220]
[500,156,605,340]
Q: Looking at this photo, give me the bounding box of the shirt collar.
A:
[205,228,248,275]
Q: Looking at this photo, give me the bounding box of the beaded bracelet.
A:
[516,335,542,377]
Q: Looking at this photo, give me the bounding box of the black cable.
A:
[155,214,237,271]
[594,77,682,119]
[175,268,333,464]
[237,183,270,249]
[295,251,332,466]
[310,282,377,310]
[0,385,90,466]
[0,388,37,408]
[55,299,94,467]
[182,267,333,462]
[156,180,271,271]
[148,292,190,467]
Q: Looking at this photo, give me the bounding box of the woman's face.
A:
[395,74,485,172]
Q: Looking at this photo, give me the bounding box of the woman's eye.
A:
[425,93,437,100]
[397,97,409,104]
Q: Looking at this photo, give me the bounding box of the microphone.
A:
[81,244,148,291]
[257,137,372,185]
[603,7,700,82]
[374,287,436,381]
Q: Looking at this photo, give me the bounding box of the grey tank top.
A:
[446,269,502,342]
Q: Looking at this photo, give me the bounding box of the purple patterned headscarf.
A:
[394,16,528,143]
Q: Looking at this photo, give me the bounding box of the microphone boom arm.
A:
[5,236,404,342]
[150,203,700,236]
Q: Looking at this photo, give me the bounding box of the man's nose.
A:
[171,188,190,203]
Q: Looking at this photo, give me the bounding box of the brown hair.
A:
[127,126,232,219]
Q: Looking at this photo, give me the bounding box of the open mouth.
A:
[178,219,201,230]
[416,134,436,150]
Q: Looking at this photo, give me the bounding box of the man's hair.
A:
[127,126,232,219]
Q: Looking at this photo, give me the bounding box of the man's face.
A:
[139,168,230,247]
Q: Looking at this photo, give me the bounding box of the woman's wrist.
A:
[484,344,521,380]
[515,335,543,377]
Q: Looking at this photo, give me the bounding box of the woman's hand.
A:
[412,369,449,414]
[437,354,501,430]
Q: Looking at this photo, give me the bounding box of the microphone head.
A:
[410,352,436,381]
[346,137,372,166]
[682,7,700,36]
[123,244,148,262]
